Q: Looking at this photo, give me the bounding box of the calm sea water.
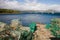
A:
[0,13,60,26]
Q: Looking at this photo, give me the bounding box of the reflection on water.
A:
[0,13,60,26]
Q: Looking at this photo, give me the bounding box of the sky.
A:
[0,0,60,11]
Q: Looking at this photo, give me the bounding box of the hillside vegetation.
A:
[0,9,20,14]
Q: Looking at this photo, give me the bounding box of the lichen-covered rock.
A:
[0,22,6,32]
[20,27,30,32]
[10,19,20,28]
[33,24,53,40]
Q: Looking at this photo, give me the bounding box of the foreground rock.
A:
[33,24,54,40]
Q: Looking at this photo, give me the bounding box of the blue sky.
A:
[17,0,60,4]
[38,0,60,4]
[0,0,60,11]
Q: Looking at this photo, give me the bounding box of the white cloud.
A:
[49,5,60,11]
[0,0,60,12]
[0,0,21,9]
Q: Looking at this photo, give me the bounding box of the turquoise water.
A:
[0,13,60,26]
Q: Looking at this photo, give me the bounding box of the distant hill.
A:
[0,9,60,14]
[0,9,20,14]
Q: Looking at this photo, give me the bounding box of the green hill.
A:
[0,9,20,14]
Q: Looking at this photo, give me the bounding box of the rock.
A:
[33,24,53,40]
[10,19,20,28]
[0,22,6,32]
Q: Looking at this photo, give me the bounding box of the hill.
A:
[0,9,20,14]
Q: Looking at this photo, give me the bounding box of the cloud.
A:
[0,0,21,9]
[48,5,60,11]
[0,0,60,12]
